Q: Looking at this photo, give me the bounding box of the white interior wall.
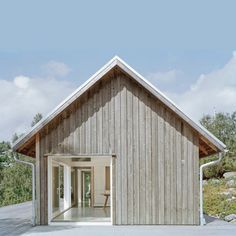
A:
[52,156,111,208]
[91,157,110,207]
[76,158,110,207]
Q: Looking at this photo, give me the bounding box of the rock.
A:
[226,179,236,188]
[223,172,236,179]
[224,214,236,222]
[211,178,220,185]
[230,219,236,223]
[228,188,236,193]
[203,180,208,186]
[220,191,232,198]
[226,197,235,202]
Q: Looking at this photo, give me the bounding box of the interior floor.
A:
[52,207,111,222]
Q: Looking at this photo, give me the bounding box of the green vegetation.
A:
[0,113,42,207]
[0,141,11,175]
[203,178,236,218]
[200,112,236,218]
[0,154,33,206]
[200,112,236,179]
[31,113,43,127]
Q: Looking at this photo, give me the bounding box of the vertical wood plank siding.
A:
[38,73,199,225]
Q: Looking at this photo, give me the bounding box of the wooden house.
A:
[13,56,226,225]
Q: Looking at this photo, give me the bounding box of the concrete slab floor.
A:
[1,201,236,236]
[22,225,236,236]
[53,206,110,222]
[0,201,32,236]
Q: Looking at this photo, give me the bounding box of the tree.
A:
[0,141,12,175]
[12,133,24,144]
[31,113,43,127]
[200,112,236,178]
[200,112,236,153]
[0,113,41,207]
[0,155,32,206]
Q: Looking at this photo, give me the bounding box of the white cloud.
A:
[166,52,236,122]
[0,75,76,142]
[14,76,30,89]
[42,61,71,77]
[233,51,236,58]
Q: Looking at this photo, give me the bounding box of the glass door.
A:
[71,168,76,206]
[52,163,64,215]
[52,166,59,213]
[82,171,91,207]
[59,165,64,211]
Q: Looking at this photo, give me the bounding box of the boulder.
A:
[220,192,232,198]
[210,178,220,185]
[224,214,236,222]
[226,197,235,202]
[230,219,236,223]
[223,172,236,179]
[228,188,236,193]
[226,179,236,188]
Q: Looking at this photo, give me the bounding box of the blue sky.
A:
[1,0,236,141]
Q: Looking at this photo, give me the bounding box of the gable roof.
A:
[12,56,226,156]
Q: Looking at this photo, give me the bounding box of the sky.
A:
[1,0,236,141]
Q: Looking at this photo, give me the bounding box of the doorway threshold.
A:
[49,221,112,226]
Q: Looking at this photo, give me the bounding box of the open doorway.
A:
[79,168,93,207]
[48,156,113,224]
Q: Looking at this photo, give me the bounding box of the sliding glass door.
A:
[82,171,91,207]
[52,164,64,215]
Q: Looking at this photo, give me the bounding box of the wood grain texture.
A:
[38,73,200,225]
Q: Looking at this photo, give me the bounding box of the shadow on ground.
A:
[0,218,31,236]
[205,214,230,225]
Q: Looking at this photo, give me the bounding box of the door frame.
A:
[48,159,71,220]
[47,154,116,224]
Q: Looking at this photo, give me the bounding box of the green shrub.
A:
[200,112,236,178]
[0,157,33,206]
[204,179,236,218]
[200,155,236,179]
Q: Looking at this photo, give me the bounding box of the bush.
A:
[200,155,236,179]
[0,157,33,207]
[204,179,236,218]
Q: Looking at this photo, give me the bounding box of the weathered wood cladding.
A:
[38,72,199,225]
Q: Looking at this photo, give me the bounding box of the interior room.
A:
[48,156,112,223]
